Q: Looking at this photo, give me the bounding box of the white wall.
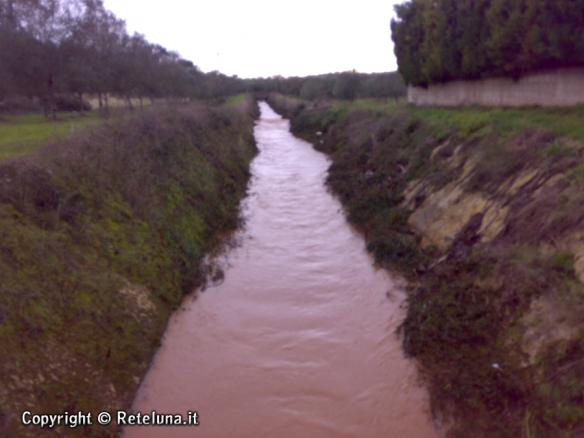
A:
[408,68,584,107]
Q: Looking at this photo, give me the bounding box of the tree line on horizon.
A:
[245,71,406,101]
[392,0,584,87]
[0,0,406,117]
[0,0,242,116]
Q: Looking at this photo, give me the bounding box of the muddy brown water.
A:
[125,103,438,438]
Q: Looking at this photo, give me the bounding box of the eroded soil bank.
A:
[268,93,584,437]
[126,102,437,438]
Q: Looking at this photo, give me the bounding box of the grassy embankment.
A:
[268,93,584,438]
[0,96,258,437]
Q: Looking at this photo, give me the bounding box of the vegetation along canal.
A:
[125,102,438,437]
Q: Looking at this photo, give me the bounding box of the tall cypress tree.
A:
[437,0,462,82]
[392,0,584,85]
[392,0,430,87]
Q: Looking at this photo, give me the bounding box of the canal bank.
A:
[267,93,584,437]
[0,97,258,437]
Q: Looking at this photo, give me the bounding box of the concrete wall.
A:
[408,68,584,107]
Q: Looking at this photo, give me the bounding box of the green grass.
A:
[411,104,584,139]
[324,98,584,140]
[224,94,246,105]
[340,97,408,112]
[0,111,104,159]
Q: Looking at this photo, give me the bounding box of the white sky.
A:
[101,0,403,78]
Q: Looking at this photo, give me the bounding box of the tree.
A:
[332,71,359,100]
[300,76,330,100]
[0,0,247,113]
[391,0,584,86]
[391,0,430,87]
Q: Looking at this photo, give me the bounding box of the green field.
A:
[225,94,246,105]
[412,104,584,140]
[0,111,104,159]
[334,98,584,140]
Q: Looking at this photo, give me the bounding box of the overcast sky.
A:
[101,0,403,78]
